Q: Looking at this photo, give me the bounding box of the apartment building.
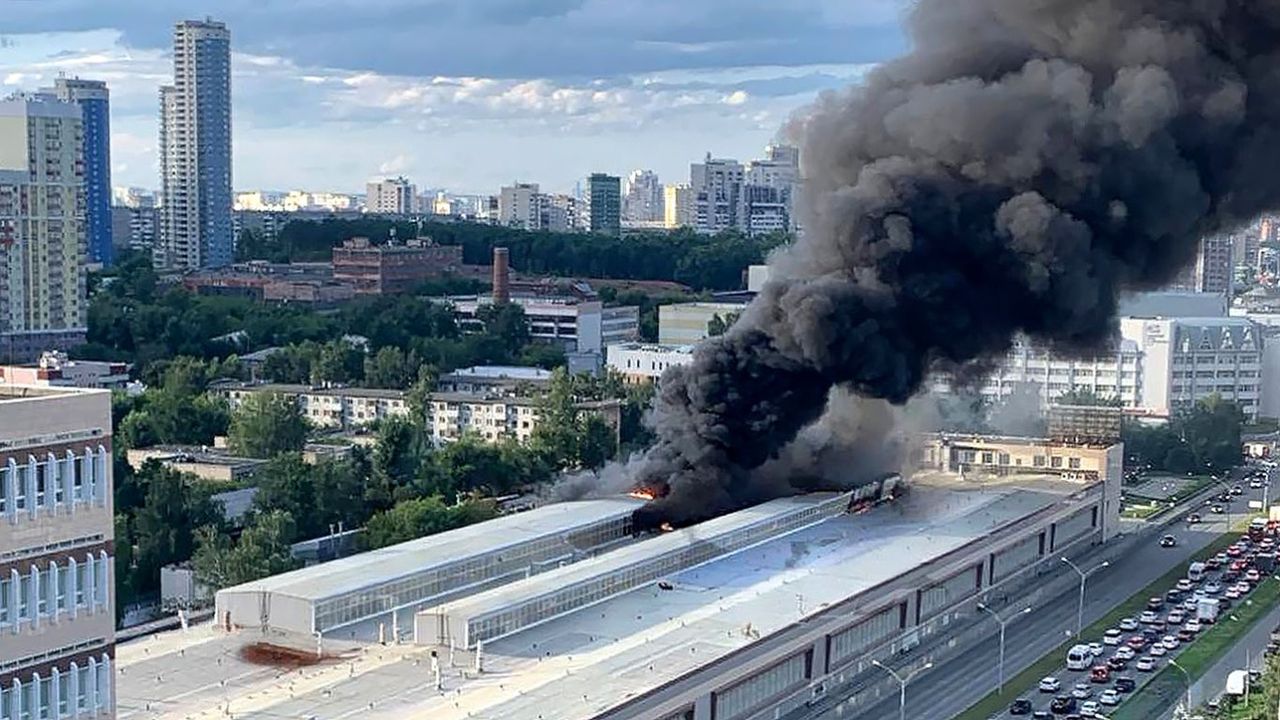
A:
[49,79,111,267]
[212,381,620,445]
[0,93,89,363]
[585,173,621,237]
[0,386,115,719]
[365,177,416,215]
[159,19,233,270]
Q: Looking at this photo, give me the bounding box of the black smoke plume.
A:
[630,0,1280,529]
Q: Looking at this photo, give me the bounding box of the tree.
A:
[192,511,300,591]
[1121,395,1245,474]
[369,416,431,510]
[364,346,420,389]
[578,415,617,470]
[126,463,222,598]
[364,496,496,550]
[707,311,740,337]
[477,302,531,356]
[227,392,310,458]
[312,339,365,385]
[1055,388,1123,407]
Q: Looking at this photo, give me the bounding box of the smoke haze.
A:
[619,0,1280,527]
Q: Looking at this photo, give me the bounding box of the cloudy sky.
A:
[0,1,907,195]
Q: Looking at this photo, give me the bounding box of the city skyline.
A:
[0,2,905,194]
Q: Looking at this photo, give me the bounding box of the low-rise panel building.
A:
[606,343,694,384]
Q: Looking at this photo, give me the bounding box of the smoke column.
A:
[629,0,1280,528]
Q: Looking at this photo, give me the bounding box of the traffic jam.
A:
[1008,480,1277,718]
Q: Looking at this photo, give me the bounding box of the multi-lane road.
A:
[806,464,1274,720]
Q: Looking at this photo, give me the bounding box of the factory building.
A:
[418,493,852,648]
[124,441,1121,720]
[213,498,644,638]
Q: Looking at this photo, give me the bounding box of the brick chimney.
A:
[492,247,511,304]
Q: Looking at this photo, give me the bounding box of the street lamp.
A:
[1169,658,1192,712]
[1061,558,1110,637]
[977,603,1032,694]
[872,660,934,720]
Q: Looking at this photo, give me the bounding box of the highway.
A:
[799,465,1271,720]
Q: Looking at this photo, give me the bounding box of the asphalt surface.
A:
[811,464,1273,720]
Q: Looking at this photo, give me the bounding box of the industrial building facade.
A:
[0,386,115,719]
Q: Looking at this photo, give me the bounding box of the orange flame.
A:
[628,489,657,501]
[659,522,675,532]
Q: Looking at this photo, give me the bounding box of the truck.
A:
[1198,597,1221,624]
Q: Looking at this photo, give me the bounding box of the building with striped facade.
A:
[0,385,114,719]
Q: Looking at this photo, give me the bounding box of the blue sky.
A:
[0,1,906,195]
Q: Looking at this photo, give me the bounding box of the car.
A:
[1182,598,1198,611]
[1251,479,1265,488]
[1088,642,1104,657]
[1149,644,1167,657]
[1213,504,1226,514]
[1103,629,1123,645]
[1231,559,1248,572]
[1136,657,1156,672]
[1050,695,1077,714]
[1126,635,1147,649]
[1115,646,1136,660]
[1118,617,1139,631]
[1099,689,1121,705]
[1072,683,1093,699]
[1185,619,1203,632]
[1176,579,1194,592]
[1232,485,1244,495]
[1140,628,1160,640]
[1167,610,1185,624]
[1206,557,1222,570]
[1033,712,1051,719]
[1205,582,1223,595]
[1161,635,1179,649]
[1216,552,1231,564]
[1040,677,1061,693]
[1114,677,1136,692]
[1146,597,1164,610]
[1247,569,1261,582]
[1139,610,1159,624]
[1160,534,1178,547]
[1188,513,1203,524]
[1080,700,1100,717]
[1010,698,1033,715]
[1228,546,1243,558]
[1225,588,1242,600]
[1224,570,1242,583]
[1107,657,1128,670]
[1178,628,1196,641]
[1090,666,1111,683]
[1237,581,1253,593]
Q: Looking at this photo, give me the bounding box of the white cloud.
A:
[723,90,749,105]
[377,154,412,175]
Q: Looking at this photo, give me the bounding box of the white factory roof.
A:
[118,479,1091,720]
[444,365,553,381]
[430,492,849,622]
[218,497,644,602]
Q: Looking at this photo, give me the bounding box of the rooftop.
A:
[118,479,1089,720]
[441,366,554,381]
[220,497,645,603]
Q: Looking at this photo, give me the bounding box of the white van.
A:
[1067,644,1093,671]
[1188,562,1206,582]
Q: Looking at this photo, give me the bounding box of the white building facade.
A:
[365,177,416,215]
[933,338,1143,408]
[1120,316,1263,420]
[606,343,695,384]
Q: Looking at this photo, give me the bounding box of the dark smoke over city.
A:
[618,0,1280,529]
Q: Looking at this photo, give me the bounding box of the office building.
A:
[691,145,801,236]
[50,79,112,266]
[663,183,693,229]
[1120,316,1263,420]
[657,301,749,345]
[0,94,89,363]
[0,351,129,390]
[931,337,1144,409]
[691,155,745,234]
[1166,235,1235,295]
[452,295,638,353]
[159,19,233,270]
[585,173,621,236]
[622,170,663,224]
[365,177,416,215]
[331,236,464,295]
[606,342,694,385]
[0,386,115,719]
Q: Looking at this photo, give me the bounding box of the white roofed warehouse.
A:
[213,497,643,638]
